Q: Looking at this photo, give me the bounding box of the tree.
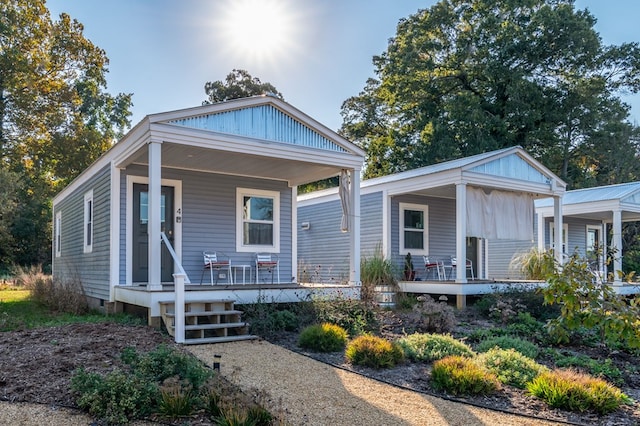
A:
[341,0,640,185]
[0,0,132,267]
[203,69,283,104]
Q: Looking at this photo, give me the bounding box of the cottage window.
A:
[549,222,568,254]
[236,188,279,253]
[84,190,93,253]
[399,203,428,255]
[55,212,62,257]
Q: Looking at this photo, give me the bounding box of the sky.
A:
[46,0,640,133]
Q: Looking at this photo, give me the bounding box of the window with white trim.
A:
[236,188,279,253]
[55,212,61,257]
[399,202,428,255]
[549,222,568,253]
[84,190,93,253]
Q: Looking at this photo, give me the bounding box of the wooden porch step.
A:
[182,335,258,345]
[181,322,247,331]
[163,310,242,317]
[159,298,252,343]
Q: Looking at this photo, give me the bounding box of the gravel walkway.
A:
[186,340,564,426]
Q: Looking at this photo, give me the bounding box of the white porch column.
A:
[173,273,185,343]
[612,210,623,285]
[553,195,563,265]
[349,170,361,285]
[109,162,121,300]
[602,220,609,280]
[455,183,467,284]
[537,212,545,251]
[382,190,391,258]
[291,186,298,282]
[483,238,489,280]
[148,139,162,291]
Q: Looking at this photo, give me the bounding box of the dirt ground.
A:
[1,319,640,425]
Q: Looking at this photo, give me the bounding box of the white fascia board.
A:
[536,199,620,217]
[150,123,363,169]
[297,188,340,206]
[462,171,561,196]
[619,202,640,214]
[53,119,151,205]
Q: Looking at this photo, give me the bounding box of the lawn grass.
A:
[0,287,143,331]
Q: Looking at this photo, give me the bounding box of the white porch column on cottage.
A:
[455,183,467,284]
[148,139,163,291]
[350,170,361,285]
[602,220,609,280]
[553,195,563,265]
[537,212,545,251]
[612,210,623,285]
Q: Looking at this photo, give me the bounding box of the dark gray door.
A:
[132,184,174,283]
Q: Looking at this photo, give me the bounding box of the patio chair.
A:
[450,256,474,280]
[423,256,444,280]
[200,251,233,285]
[255,253,279,284]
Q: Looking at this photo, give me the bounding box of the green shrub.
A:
[269,309,298,331]
[345,335,404,369]
[431,355,501,396]
[551,351,623,385]
[122,344,213,389]
[71,368,159,424]
[396,333,474,362]
[504,312,546,339]
[541,251,640,349]
[476,348,548,389]
[158,376,196,417]
[476,335,539,359]
[298,323,348,352]
[528,369,632,414]
[311,298,378,336]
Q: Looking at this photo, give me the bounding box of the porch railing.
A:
[160,232,191,284]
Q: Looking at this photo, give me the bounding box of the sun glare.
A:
[219,0,297,64]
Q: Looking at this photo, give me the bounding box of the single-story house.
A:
[535,181,640,286]
[298,146,567,308]
[52,95,365,341]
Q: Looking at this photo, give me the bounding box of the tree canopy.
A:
[341,0,640,187]
[0,0,132,269]
[203,69,283,104]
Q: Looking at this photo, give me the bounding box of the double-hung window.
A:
[55,212,62,257]
[84,190,93,253]
[236,188,279,253]
[549,222,568,254]
[399,202,428,255]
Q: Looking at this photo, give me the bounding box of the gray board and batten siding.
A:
[121,165,293,285]
[53,164,112,301]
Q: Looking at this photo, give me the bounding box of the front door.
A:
[132,183,174,283]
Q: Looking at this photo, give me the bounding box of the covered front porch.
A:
[106,96,366,341]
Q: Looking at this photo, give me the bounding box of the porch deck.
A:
[114,282,360,321]
[399,279,640,309]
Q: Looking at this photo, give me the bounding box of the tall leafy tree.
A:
[203,69,283,104]
[341,0,640,185]
[0,0,132,267]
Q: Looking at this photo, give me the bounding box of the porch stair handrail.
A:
[160,232,191,284]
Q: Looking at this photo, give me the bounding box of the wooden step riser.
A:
[160,299,250,342]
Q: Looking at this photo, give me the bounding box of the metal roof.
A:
[535,182,640,208]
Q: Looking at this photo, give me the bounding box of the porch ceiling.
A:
[123,142,344,187]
